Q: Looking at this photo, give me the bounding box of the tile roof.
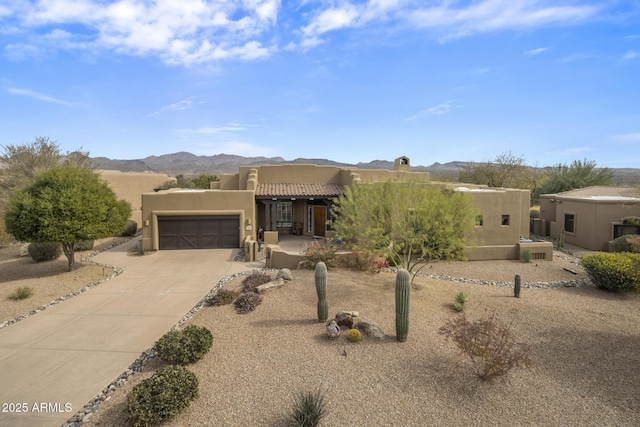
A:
[256,183,344,198]
[556,186,640,200]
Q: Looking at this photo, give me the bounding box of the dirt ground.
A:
[2,244,639,426]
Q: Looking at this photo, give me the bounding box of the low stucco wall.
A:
[265,246,303,270]
[464,245,519,261]
[518,241,553,261]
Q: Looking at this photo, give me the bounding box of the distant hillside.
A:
[89,152,638,186]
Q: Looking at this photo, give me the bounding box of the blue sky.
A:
[1,1,639,168]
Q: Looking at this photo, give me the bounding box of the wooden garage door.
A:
[158,216,239,249]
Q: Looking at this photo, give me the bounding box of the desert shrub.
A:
[28,242,62,261]
[339,250,388,273]
[127,365,198,427]
[242,270,272,293]
[453,291,468,311]
[303,239,337,269]
[73,240,94,251]
[610,234,640,253]
[205,288,239,306]
[121,220,138,237]
[439,313,532,381]
[155,325,214,365]
[289,387,328,427]
[234,291,263,314]
[580,252,640,292]
[8,286,33,300]
[529,208,540,219]
[522,248,532,263]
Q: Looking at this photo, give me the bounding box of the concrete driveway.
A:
[0,238,255,427]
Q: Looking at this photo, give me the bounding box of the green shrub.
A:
[8,286,33,300]
[74,240,94,251]
[234,291,263,314]
[205,288,239,306]
[522,248,532,263]
[439,313,532,381]
[127,365,198,427]
[28,242,62,261]
[453,291,468,311]
[610,234,640,253]
[155,325,214,365]
[242,271,271,293]
[303,238,337,269]
[580,252,640,291]
[290,387,328,427]
[529,209,540,219]
[121,220,138,237]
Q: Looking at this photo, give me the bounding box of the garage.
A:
[158,215,240,249]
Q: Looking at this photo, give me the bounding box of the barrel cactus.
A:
[315,262,328,322]
[348,328,362,342]
[514,274,521,298]
[395,269,411,342]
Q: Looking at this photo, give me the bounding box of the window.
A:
[564,213,575,233]
[613,218,640,239]
[276,202,292,228]
[475,215,484,226]
[501,215,510,226]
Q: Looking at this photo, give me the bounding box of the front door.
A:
[313,206,326,237]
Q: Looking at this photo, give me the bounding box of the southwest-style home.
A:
[538,186,640,251]
[139,156,551,267]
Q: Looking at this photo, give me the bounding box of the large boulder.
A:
[356,319,385,340]
[334,311,360,329]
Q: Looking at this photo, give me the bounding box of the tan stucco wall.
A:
[140,162,533,261]
[99,170,173,225]
[542,197,640,251]
[140,189,255,250]
[464,188,530,247]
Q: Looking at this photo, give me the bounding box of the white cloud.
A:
[7,87,76,105]
[2,0,281,65]
[0,1,607,63]
[623,50,638,60]
[405,101,454,121]
[524,47,549,56]
[300,0,600,49]
[611,133,640,142]
[147,97,196,117]
[173,124,248,137]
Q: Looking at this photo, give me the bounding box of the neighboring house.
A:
[99,170,174,225]
[140,156,548,264]
[539,186,640,251]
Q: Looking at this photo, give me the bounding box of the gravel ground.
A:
[80,253,640,427]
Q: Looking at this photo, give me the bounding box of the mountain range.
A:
[90,152,639,185]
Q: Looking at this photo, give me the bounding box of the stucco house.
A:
[538,186,640,252]
[139,156,551,265]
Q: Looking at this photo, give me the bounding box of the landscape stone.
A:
[334,311,360,328]
[356,319,385,340]
[277,268,293,281]
[256,278,285,293]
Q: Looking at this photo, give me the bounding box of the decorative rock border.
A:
[382,251,592,289]
[0,236,140,330]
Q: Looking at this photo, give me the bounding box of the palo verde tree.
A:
[4,165,131,271]
[533,159,614,200]
[331,180,478,279]
[458,151,546,198]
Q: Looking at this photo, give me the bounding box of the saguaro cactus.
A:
[395,269,411,342]
[315,262,328,322]
[514,274,521,298]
